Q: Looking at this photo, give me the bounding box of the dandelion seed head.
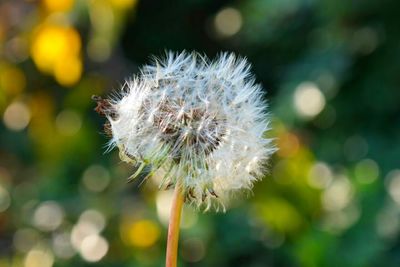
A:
[97,51,275,210]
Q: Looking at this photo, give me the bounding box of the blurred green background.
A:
[1,0,400,266]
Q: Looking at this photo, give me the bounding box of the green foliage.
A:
[0,0,400,266]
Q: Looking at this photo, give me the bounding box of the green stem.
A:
[165,185,184,267]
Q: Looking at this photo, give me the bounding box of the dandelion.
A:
[94,51,275,267]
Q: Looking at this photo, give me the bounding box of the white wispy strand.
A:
[106,51,275,211]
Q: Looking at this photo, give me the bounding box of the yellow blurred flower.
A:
[120,219,161,248]
[43,0,75,13]
[54,55,82,86]
[31,24,82,86]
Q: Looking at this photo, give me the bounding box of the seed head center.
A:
[150,101,225,155]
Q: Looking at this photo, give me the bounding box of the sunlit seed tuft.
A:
[96,51,275,210]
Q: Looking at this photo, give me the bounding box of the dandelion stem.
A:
[166,185,184,267]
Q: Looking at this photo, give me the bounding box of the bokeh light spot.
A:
[214,7,242,38]
[31,25,81,73]
[351,27,379,55]
[24,249,54,267]
[32,201,65,232]
[3,101,31,131]
[294,82,326,119]
[80,235,108,262]
[71,221,100,251]
[121,220,160,248]
[79,209,106,233]
[55,109,82,136]
[376,204,400,239]
[31,24,82,85]
[354,159,379,184]
[307,162,333,189]
[322,176,353,211]
[82,165,111,192]
[156,190,174,225]
[71,209,106,252]
[54,55,82,86]
[155,190,198,228]
[52,231,75,259]
[181,238,205,263]
[321,203,360,233]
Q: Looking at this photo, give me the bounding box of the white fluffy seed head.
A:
[103,51,275,211]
